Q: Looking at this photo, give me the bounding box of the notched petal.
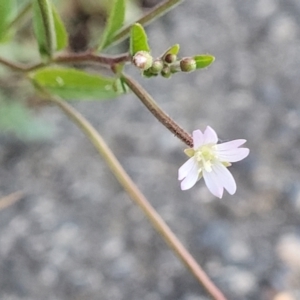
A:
[192,130,204,149]
[215,139,247,151]
[203,126,218,144]
[178,157,196,180]
[212,163,237,195]
[180,163,199,190]
[203,169,224,198]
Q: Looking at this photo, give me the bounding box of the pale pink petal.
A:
[203,169,224,198]
[178,157,196,180]
[217,148,250,162]
[215,139,247,151]
[192,130,204,149]
[212,162,237,195]
[203,126,218,144]
[180,163,199,190]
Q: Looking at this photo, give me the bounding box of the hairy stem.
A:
[53,51,131,67]
[0,51,129,73]
[122,73,193,147]
[105,0,184,49]
[45,94,227,300]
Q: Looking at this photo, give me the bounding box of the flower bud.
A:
[161,66,171,78]
[180,57,197,72]
[150,59,163,74]
[164,53,177,64]
[143,69,157,78]
[132,51,153,70]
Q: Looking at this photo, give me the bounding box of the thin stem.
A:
[7,2,32,31]
[26,62,46,72]
[45,94,227,300]
[121,73,193,147]
[53,51,131,67]
[0,56,45,72]
[0,51,129,73]
[0,57,28,72]
[105,0,184,49]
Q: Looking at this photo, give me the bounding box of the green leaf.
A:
[32,0,56,59]
[30,67,126,100]
[98,0,125,50]
[0,0,17,42]
[51,3,68,51]
[162,44,180,58]
[129,23,150,56]
[33,1,67,55]
[194,55,215,69]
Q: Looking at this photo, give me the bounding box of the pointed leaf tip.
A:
[162,44,180,59]
[130,23,150,56]
[194,55,215,69]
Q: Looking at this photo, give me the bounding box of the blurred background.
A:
[0,0,300,299]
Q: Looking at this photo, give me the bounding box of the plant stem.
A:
[105,0,184,49]
[46,94,227,300]
[7,2,32,31]
[121,73,193,147]
[0,57,28,72]
[53,51,131,67]
[0,57,45,72]
[0,51,129,73]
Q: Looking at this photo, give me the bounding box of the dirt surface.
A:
[1,0,300,299]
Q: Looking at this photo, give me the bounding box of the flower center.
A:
[194,145,216,172]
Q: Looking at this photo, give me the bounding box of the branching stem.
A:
[121,73,193,147]
[53,51,131,67]
[0,1,227,299]
[45,94,227,300]
[105,0,184,48]
[0,51,130,72]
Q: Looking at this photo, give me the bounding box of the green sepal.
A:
[162,44,180,59]
[161,66,172,78]
[142,69,157,78]
[184,148,194,157]
[30,67,126,100]
[129,23,150,56]
[98,0,125,50]
[194,55,215,69]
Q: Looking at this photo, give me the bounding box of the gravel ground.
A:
[1,0,300,299]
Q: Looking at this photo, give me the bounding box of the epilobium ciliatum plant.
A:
[0,0,249,299]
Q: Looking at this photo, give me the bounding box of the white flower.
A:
[178,126,249,198]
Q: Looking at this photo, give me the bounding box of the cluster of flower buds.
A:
[132,49,197,79]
